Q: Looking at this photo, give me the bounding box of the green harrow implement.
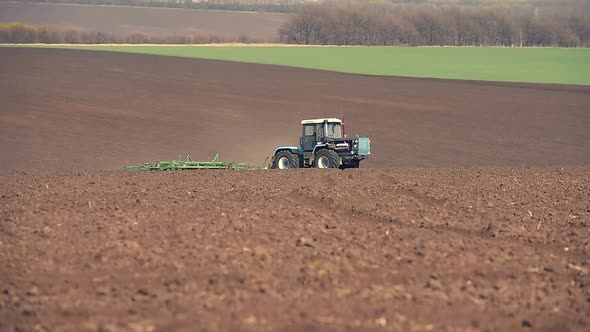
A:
[124,153,266,171]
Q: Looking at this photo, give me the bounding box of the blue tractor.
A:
[271,118,371,169]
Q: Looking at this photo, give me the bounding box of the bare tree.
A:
[279,2,590,47]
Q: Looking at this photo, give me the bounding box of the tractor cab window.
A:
[320,123,343,139]
[304,124,315,136]
[304,122,343,139]
[329,123,343,138]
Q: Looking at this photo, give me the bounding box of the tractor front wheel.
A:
[273,151,299,169]
[314,149,340,169]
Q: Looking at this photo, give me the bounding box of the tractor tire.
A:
[314,149,340,169]
[273,151,299,169]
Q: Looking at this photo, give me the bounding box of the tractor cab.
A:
[300,118,344,152]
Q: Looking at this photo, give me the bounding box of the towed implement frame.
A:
[124,153,265,171]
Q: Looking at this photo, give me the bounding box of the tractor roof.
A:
[301,118,342,125]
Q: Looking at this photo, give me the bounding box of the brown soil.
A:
[0,2,290,40]
[0,48,589,331]
[1,168,589,331]
[0,48,589,170]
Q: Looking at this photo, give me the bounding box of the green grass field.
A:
[5,45,590,85]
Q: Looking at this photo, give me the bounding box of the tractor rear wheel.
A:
[314,149,340,169]
[273,151,299,169]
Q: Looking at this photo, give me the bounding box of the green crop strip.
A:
[4,45,590,85]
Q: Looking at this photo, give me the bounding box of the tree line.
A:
[3,1,589,46]
[0,22,258,44]
[279,2,590,47]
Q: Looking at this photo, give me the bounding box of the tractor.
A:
[271,118,370,169]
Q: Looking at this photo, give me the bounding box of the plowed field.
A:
[0,48,589,331]
[1,168,589,331]
[1,48,589,170]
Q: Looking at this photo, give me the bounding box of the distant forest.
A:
[0,22,258,44]
[1,0,589,46]
[281,1,590,47]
